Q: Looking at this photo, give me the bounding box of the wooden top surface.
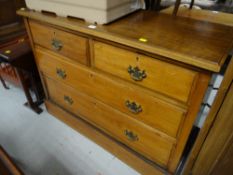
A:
[17,9,233,72]
[0,37,31,62]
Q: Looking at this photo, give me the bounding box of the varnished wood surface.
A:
[93,41,198,103]
[192,81,233,175]
[45,100,166,175]
[17,9,233,72]
[211,139,233,175]
[20,9,222,174]
[29,20,89,65]
[167,72,210,172]
[44,76,174,167]
[182,57,233,175]
[0,23,26,44]
[23,18,50,100]
[35,46,185,138]
[35,45,211,173]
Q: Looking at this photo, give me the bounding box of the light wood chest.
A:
[18,9,233,175]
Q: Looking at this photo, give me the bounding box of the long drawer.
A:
[29,20,89,65]
[44,76,175,167]
[35,46,186,138]
[93,41,198,103]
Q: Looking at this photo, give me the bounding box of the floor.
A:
[0,84,140,175]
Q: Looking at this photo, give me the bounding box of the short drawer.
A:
[35,47,186,138]
[29,20,88,65]
[93,41,198,103]
[44,76,175,167]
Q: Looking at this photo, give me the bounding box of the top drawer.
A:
[29,20,88,65]
[93,41,198,103]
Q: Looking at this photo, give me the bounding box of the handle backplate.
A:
[128,66,146,81]
[64,95,73,105]
[124,130,139,141]
[56,68,67,79]
[52,38,63,51]
[125,100,142,114]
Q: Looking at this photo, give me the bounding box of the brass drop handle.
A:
[51,38,63,51]
[64,95,73,105]
[125,100,142,114]
[56,68,67,79]
[127,66,146,81]
[124,130,139,142]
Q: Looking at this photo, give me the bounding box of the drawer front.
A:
[93,41,198,103]
[44,76,174,167]
[36,47,185,138]
[29,20,88,65]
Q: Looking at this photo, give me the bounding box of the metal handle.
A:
[64,95,73,105]
[127,66,146,81]
[52,38,63,51]
[56,68,66,79]
[124,130,139,141]
[125,100,142,114]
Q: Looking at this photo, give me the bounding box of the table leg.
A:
[29,72,44,104]
[16,68,42,114]
[0,74,9,89]
[189,0,195,9]
[173,0,181,16]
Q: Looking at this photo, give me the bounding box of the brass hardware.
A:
[4,50,11,54]
[56,68,66,79]
[124,130,139,141]
[125,100,142,114]
[127,66,146,81]
[64,95,73,105]
[51,38,63,51]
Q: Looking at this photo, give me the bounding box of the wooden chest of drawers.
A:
[18,9,233,175]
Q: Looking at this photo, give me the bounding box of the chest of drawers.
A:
[18,9,233,175]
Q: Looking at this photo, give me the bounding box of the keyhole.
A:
[136,56,140,67]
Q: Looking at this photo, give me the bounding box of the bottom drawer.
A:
[44,76,175,167]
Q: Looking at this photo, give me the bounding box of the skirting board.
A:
[45,100,167,175]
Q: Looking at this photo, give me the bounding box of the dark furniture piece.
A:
[0,0,26,44]
[144,0,195,15]
[0,36,44,114]
[0,74,9,89]
[173,0,195,15]
[0,0,44,114]
[0,0,26,88]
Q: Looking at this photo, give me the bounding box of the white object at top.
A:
[25,0,143,24]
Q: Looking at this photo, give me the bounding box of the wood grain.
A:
[29,20,89,65]
[23,18,50,100]
[18,9,232,174]
[93,41,198,103]
[211,138,233,175]
[167,72,211,172]
[35,46,185,139]
[44,76,175,167]
[45,100,166,175]
[182,58,233,175]
[192,81,233,175]
[17,9,233,72]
